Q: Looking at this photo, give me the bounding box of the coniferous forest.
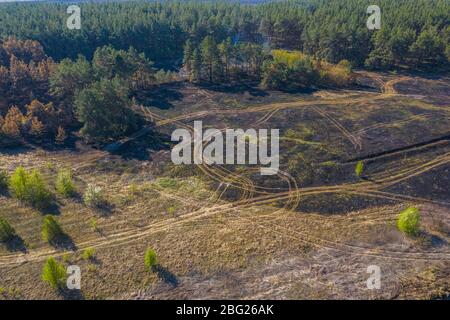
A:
[0,0,448,145]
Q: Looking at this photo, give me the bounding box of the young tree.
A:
[83,184,105,207]
[2,106,23,138]
[0,170,8,190]
[0,218,16,242]
[397,207,420,236]
[27,170,52,209]
[41,215,64,243]
[355,161,364,177]
[29,117,45,138]
[144,247,158,272]
[55,126,67,144]
[56,169,76,197]
[9,167,51,209]
[42,257,66,289]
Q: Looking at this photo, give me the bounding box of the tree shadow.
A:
[86,256,101,265]
[50,233,77,251]
[38,202,62,216]
[134,83,184,110]
[0,187,10,197]
[58,288,84,300]
[109,129,172,161]
[361,176,381,184]
[155,265,179,287]
[418,231,447,249]
[92,202,116,217]
[0,145,34,156]
[27,134,79,152]
[197,81,269,97]
[3,235,27,253]
[0,134,79,153]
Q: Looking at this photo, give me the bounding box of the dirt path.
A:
[1,76,449,270]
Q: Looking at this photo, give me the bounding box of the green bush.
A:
[144,248,158,271]
[0,218,16,242]
[89,217,98,232]
[83,184,105,207]
[42,257,66,289]
[41,215,64,243]
[157,177,177,189]
[0,170,8,190]
[355,161,364,177]
[9,167,28,200]
[397,207,420,236]
[28,171,52,209]
[9,167,52,209]
[56,169,76,197]
[82,247,96,261]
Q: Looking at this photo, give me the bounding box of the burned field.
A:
[0,72,449,300]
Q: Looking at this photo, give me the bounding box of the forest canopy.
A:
[0,0,448,70]
[0,0,448,146]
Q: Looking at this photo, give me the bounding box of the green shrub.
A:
[42,257,66,289]
[89,217,98,232]
[355,161,364,177]
[41,215,64,243]
[82,247,96,261]
[28,170,52,209]
[167,206,176,216]
[9,167,52,209]
[0,170,8,190]
[397,207,420,236]
[9,167,28,200]
[83,184,105,207]
[157,177,177,189]
[144,248,158,271]
[56,169,76,197]
[0,218,16,242]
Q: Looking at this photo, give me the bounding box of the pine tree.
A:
[42,257,66,289]
[30,117,45,138]
[144,247,158,272]
[200,36,221,83]
[183,39,194,74]
[191,48,202,83]
[75,77,137,143]
[41,215,63,243]
[2,106,23,138]
[410,27,445,66]
[55,126,67,144]
[219,37,234,78]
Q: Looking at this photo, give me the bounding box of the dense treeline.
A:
[183,35,353,89]
[183,36,267,82]
[0,0,448,70]
[0,0,448,147]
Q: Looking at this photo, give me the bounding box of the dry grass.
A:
[0,73,449,299]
